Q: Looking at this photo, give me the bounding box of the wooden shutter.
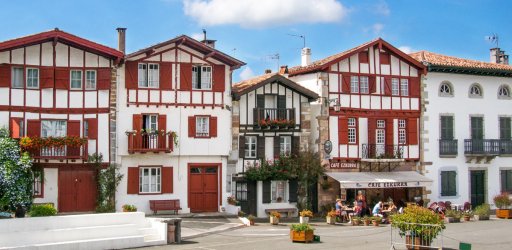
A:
[0,65,10,87]
[209,116,217,137]
[410,77,420,97]
[27,120,41,137]
[385,119,394,146]
[369,76,376,94]
[256,94,265,108]
[359,51,369,63]
[262,180,271,203]
[55,68,70,89]
[471,117,483,140]
[380,52,390,64]
[407,118,418,145]
[440,171,448,196]
[441,116,454,140]
[158,115,167,149]
[274,136,280,158]
[160,62,172,90]
[127,167,139,194]
[179,63,192,90]
[341,75,351,93]
[161,167,173,194]
[257,136,265,159]
[277,95,286,109]
[188,116,196,137]
[338,117,348,144]
[292,136,300,156]
[288,179,298,202]
[40,67,54,88]
[10,118,21,138]
[86,118,98,139]
[212,64,225,92]
[133,114,142,148]
[67,120,80,137]
[500,117,511,140]
[441,171,456,196]
[384,77,392,95]
[368,118,376,145]
[97,68,111,90]
[125,61,138,89]
[239,136,246,158]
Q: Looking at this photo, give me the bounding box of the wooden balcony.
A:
[362,144,404,160]
[253,108,296,130]
[27,145,88,160]
[127,132,174,154]
[439,139,458,157]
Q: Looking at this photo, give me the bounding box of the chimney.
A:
[200,29,216,49]
[279,65,289,78]
[264,69,272,74]
[490,47,509,65]
[301,47,311,66]
[116,28,127,54]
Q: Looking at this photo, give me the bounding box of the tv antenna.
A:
[288,34,306,48]
[486,33,499,47]
[267,53,280,71]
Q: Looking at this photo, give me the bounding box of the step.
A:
[1,235,146,250]
[144,233,164,242]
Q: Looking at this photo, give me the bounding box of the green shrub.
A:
[290,223,314,232]
[474,204,491,216]
[391,206,445,241]
[445,209,462,219]
[29,204,57,217]
[122,204,137,212]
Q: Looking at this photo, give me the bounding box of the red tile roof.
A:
[409,50,512,72]
[232,73,318,100]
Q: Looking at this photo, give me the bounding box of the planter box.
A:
[290,230,314,243]
[405,235,431,250]
[496,209,512,219]
[299,216,310,224]
[474,215,489,221]
[326,216,336,225]
[270,216,279,225]
[444,217,460,223]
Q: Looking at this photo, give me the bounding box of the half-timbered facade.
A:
[289,39,431,210]
[116,34,244,213]
[0,29,123,212]
[230,71,318,217]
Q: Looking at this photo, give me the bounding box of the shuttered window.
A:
[192,65,212,90]
[280,136,291,155]
[138,63,159,88]
[391,78,399,96]
[196,116,209,137]
[26,68,39,88]
[441,171,457,196]
[500,117,511,140]
[440,116,454,140]
[348,118,357,144]
[471,117,484,140]
[400,79,409,96]
[139,167,161,193]
[271,181,287,203]
[398,119,406,144]
[501,170,512,193]
[245,136,257,158]
[11,67,23,88]
[359,76,369,94]
[350,76,359,93]
[70,70,82,89]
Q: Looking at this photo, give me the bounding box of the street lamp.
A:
[326,98,341,112]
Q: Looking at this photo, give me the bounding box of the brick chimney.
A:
[301,47,311,66]
[490,47,509,65]
[116,28,126,54]
[200,29,216,49]
[279,65,289,78]
[264,69,272,74]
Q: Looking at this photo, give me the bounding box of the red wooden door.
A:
[189,166,219,212]
[59,169,97,212]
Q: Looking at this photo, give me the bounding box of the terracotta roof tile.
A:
[409,50,512,72]
[232,73,318,100]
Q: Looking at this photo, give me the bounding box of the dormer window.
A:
[192,65,212,90]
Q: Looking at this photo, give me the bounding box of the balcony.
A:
[127,132,174,154]
[20,136,88,161]
[362,144,404,160]
[439,139,458,157]
[253,108,296,130]
[464,139,500,155]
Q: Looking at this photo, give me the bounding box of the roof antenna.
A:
[288,34,306,48]
[486,33,499,48]
[202,29,207,41]
[268,53,280,72]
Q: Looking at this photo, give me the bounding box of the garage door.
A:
[189,166,219,212]
[59,169,97,212]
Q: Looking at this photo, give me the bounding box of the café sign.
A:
[367,182,408,188]
[329,161,358,169]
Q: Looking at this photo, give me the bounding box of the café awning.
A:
[326,171,432,189]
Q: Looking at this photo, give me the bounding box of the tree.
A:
[0,128,33,214]
[292,149,324,211]
[89,153,123,212]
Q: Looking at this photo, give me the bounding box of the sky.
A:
[0,0,511,82]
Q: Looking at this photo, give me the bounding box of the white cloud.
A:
[372,23,384,35]
[190,32,204,41]
[239,66,255,80]
[398,46,416,54]
[183,0,346,28]
[373,0,390,16]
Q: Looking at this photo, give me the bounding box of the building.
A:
[115,31,245,213]
[410,50,512,208]
[230,70,318,217]
[288,38,431,211]
[0,29,123,212]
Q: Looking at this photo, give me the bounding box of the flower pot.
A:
[249,220,255,226]
[496,209,512,219]
[270,216,279,225]
[405,235,431,250]
[290,230,314,243]
[363,220,370,226]
[326,216,336,225]
[300,216,310,224]
[463,215,471,222]
[474,214,489,221]
[372,220,380,226]
[352,219,360,226]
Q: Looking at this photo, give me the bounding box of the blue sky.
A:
[1,0,510,82]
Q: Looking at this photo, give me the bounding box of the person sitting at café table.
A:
[349,201,362,223]
[388,202,397,212]
[372,201,383,217]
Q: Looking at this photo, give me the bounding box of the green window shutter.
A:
[257,136,265,159]
[441,116,454,140]
[441,171,456,196]
[277,95,286,109]
[441,171,448,196]
[262,180,271,203]
[257,94,265,108]
[471,117,483,140]
[500,117,511,140]
[502,170,512,193]
[288,179,298,202]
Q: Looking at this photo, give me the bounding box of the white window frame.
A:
[439,82,453,97]
[143,114,158,132]
[400,79,409,96]
[271,180,287,203]
[398,119,406,145]
[376,129,385,144]
[84,120,89,138]
[196,116,210,137]
[138,63,148,87]
[391,78,399,96]
[85,70,96,90]
[245,136,257,158]
[377,120,385,128]
[148,63,159,88]
[359,76,369,94]
[348,118,356,144]
[280,136,292,155]
[41,120,67,138]
[139,167,161,194]
[11,67,23,88]
[26,68,39,89]
[192,65,212,90]
[350,76,359,93]
[70,70,83,89]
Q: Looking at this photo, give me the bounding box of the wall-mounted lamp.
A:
[326,98,341,112]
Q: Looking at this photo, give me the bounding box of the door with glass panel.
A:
[470,117,484,153]
[375,120,386,157]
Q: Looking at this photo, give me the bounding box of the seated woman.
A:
[388,202,397,212]
[348,201,361,223]
[372,201,383,217]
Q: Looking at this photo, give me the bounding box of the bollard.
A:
[164,218,182,244]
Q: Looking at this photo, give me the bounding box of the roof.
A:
[410,50,512,76]
[288,38,425,76]
[232,73,319,101]
[0,28,123,62]
[326,171,432,189]
[126,35,245,69]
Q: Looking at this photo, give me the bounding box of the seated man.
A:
[372,201,383,217]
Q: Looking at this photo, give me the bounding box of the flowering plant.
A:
[327,209,337,218]
[19,136,87,149]
[270,211,281,219]
[258,119,269,127]
[167,131,179,147]
[227,195,238,205]
[299,209,313,217]
[494,193,511,209]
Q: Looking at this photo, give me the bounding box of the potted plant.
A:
[363,216,371,226]
[444,210,461,223]
[247,214,256,226]
[270,211,281,225]
[299,209,313,224]
[371,216,381,226]
[227,196,238,205]
[473,203,490,221]
[352,216,361,226]
[326,209,337,225]
[290,223,314,243]
[494,193,512,219]
[122,204,137,212]
[392,206,445,250]
[462,211,472,222]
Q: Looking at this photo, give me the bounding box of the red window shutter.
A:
[161,167,173,194]
[133,114,142,131]
[368,118,376,145]
[40,67,54,88]
[408,118,418,145]
[384,76,392,95]
[210,116,217,137]
[179,63,192,90]
[10,118,21,138]
[188,116,196,137]
[125,61,138,89]
[86,118,98,139]
[97,68,111,90]
[410,77,420,98]
[212,64,225,92]
[27,120,41,137]
[67,120,81,137]
[386,119,394,146]
[158,114,167,132]
[380,52,390,65]
[338,117,348,144]
[359,51,369,63]
[369,76,376,93]
[55,68,70,89]
[342,75,351,93]
[127,167,139,194]
[0,64,10,87]
[160,62,172,90]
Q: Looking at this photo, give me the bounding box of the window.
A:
[350,76,359,93]
[192,65,212,90]
[70,70,82,89]
[271,180,286,203]
[26,68,39,88]
[377,120,385,128]
[376,120,385,144]
[280,136,292,155]
[400,79,409,96]
[138,63,147,87]
[469,84,482,97]
[441,171,457,196]
[196,116,210,137]
[139,167,161,193]
[439,82,453,96]
[11,67,23,88]
[398,119,406,144]
[143,114,158,132]
[391,78,399,96]
[33,168,43,197]
[41,120,66,137]
[138,63,159,88]
[348,118,356,144]
[471,117,484,140]
[245,136,257,158]
[440,116,454,140]
[500,117,511,140]
[235,182,248,201]
[498,85,510,98]
[360,76,369,94]
[84,120,89,138]
[501,170,512,193]
[85,70,96,89]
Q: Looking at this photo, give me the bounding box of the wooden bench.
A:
[149,199,182,214]
[264,208,297,217]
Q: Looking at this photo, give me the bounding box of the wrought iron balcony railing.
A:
[362,144,404,159]
[464,139,501,155]
[439,139,458,156]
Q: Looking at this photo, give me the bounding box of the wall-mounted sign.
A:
[367,182,408,188]
[329,161,358,169]
[324,140,332,154]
